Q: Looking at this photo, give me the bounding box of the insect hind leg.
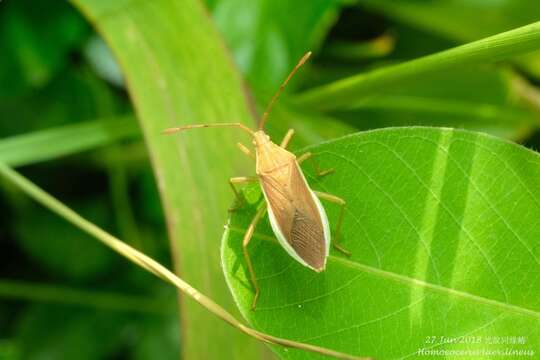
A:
[298,152,334,177]
[242,205,267,310]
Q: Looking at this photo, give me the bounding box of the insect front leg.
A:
[313,191,351,257]
[297,152,334,177]
[228,176,258,212]
[242,205,267,310]
[279,129,295,148]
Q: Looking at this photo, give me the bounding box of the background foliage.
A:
[1,0,539,359]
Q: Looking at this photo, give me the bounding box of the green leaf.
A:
[0,116,139,167]
[332,67,539,139]
[355,0,540,77]
[70,0,266,358]
[0,0,89,96]
[356,0,540,41]
[301,61,539,139]
[210,0,340,93]
[223,127,540,359]
[296,21,540,111]
[0,64,128,138]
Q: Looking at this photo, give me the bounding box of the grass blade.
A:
[70,0,264,357]
[296,21,540,110]
[0,116,138,167]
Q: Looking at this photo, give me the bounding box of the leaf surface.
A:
[210,0,340,93]
[223,127,540,359]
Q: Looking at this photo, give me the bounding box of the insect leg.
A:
[297,152,334,177]
[279,129,295,148]
[237,142,255,159]
[242,205,267,310]
[296,152,311,163]
[313,191,351,257]
[228,176,258,212]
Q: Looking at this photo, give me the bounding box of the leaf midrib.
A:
[228,227,540,320]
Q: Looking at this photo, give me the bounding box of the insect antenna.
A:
[163,122,255,137]
[258,51,312,131]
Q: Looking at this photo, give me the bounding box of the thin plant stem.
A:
[296,21,540,111]
[0,163,371,360]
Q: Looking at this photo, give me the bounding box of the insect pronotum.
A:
[165,52,350,310]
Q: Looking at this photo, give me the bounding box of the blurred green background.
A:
[1,0,540,359]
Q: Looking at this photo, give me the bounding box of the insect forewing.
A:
[257,144,330,271]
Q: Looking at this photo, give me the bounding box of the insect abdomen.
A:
[261,160,330,272]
